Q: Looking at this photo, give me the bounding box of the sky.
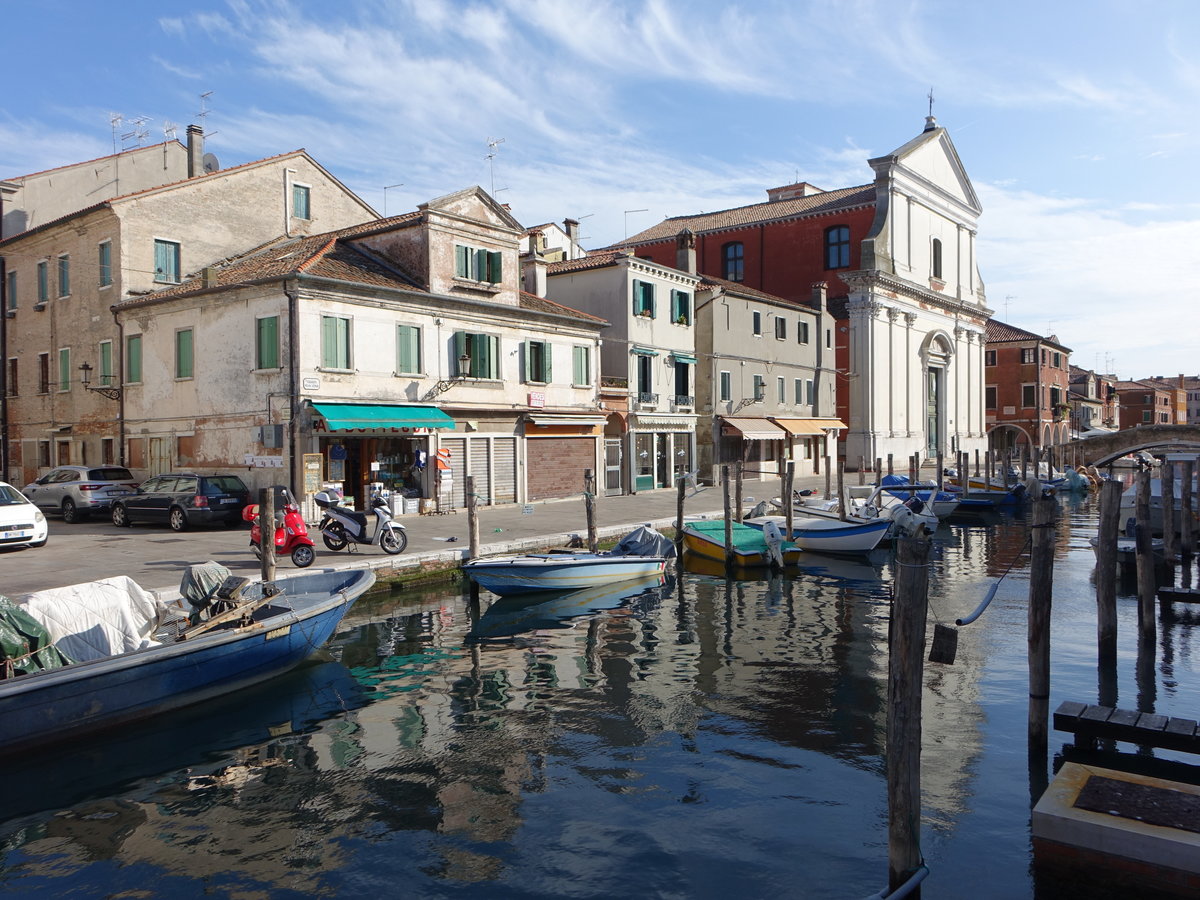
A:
[2,0,1197,380]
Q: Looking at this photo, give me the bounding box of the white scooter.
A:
[314,491,408,555]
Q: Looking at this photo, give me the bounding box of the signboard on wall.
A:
[302,377,321,391]
[303,453,323,494]
[528,391,545,408]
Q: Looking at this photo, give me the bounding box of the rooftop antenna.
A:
[196,91,218,138]
[110,113,123,154]
[1004,294,1015,321]
[120,116,152,147]
[485,137,505,196]
[163,120,178,142]
[383,183,403,217]
[624,208,649,239]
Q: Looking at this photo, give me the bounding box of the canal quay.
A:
[2,486,1198,899]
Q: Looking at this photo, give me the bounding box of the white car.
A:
[0,481,49,550]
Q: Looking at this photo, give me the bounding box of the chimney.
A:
[811,281,828,313]
[563,219,580,257]
[675,229,696,274]
[186,124,205,178]
[523,251,548,298]
[766,182,824,202]
[202,267,218,289]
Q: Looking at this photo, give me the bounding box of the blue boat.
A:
[0,567,374,756]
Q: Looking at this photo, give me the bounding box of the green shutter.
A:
[453,331,467,376]
[670,290,679,321]
[98,243,112,287]
[258,316,279,369]
[127,335,142,383]
[176,329,194,378]
[487,250,502,283]
[474,248,488,282]
[37,262,47,302]
[485,335,498,378]
[648,282,656,318]
[322,317,337,367]
[541,342,552,383]
[455,245,469,278]
[58,348,70,391]
[58,256,69,297]
[99,342,113,384]
[397,324,420,374]
[632,280,642,315]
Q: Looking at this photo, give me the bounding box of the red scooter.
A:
[242,485,316,568]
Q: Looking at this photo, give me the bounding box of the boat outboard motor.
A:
[762,520,785,569]
[179,561,233,624]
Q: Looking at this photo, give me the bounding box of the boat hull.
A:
[0,568,373,756]
[463,554,668,596]
[682,523,802,567]
[743,515,889,555]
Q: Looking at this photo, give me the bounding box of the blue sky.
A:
[3,0,1197,379]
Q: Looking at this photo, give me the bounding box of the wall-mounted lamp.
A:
[421,352,476,402]
[79,362,121,400]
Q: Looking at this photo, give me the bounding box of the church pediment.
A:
[870,126,981,216]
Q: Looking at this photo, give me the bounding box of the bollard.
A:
[784,461,795,542]
[1028,494,1056,788]
[875,457,882,489]
[825,455,832,500]
[837,460,847,521]
[734,460,744,523]
[467,475,480,561]
[675,469,686,558]
[859,456,866,485]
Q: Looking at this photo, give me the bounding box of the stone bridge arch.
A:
[1060,424,1200,467]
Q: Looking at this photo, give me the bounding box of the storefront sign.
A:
[303,454,323,494]
[528,391,545,408]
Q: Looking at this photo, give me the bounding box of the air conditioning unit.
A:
[259,424,284,448]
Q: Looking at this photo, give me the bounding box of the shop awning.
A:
[721,417,787,441]
[773,417,847,436]
[671,353,698,364]
[526,415,608,426]
[630,346,659,356]
[312,402,455,431]
[634,413,696,430]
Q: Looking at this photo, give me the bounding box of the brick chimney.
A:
[766,182,824,202]
[522,251,548,298]
[563,218,580,258]
[186,124,204,178]
[675,229,696,274]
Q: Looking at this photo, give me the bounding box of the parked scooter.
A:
[242,485,316,568]
[314,490,408,555]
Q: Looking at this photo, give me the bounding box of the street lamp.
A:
[79,362,121,400]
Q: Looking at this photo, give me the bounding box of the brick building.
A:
[983,320,1071,451]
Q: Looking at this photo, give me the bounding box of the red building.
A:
[984,321,1071,451]
[1115,380,1179,428]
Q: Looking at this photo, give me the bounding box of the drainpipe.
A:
[285,280,300,495]
[111,308,126,466]
[0,256,7,479]
[284,168,295,238]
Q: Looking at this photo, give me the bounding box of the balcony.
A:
[637,391,659,406]
[671,395,694,411]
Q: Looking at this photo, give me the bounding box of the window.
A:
[454,245,502,283]
[774,316,786,340]
[572,346,590,385]
[5,270,15,312]
[38,440,50,468]
[321,315,352,369]
[806,379,815,405]
[154,239,181,283]
[453,332,499,379]
[722,242,744,282]
[395,324,420,375]
[102,438,114,465]
[254,316,280,370]
[1022,384,1036,408]
[37,261,48,304]
[719,370,731,402]
[797,320,809,344]
[98,242,112,288]
[1049,386,1061,407]
[674,361,690,400]
[1052,352,1061,368]
[1143,410,1152,423]
[826,328,832,349]
[637,354,653,395]
[98,340,114,386]
[57,347,71,392]
[985,350,996,366]
[752,374,765,401]
[292,184,311,220]
[524,339,551,383]
[986,386,997,409]
[825,225,850,269]
[670,289,691,325]
[777,376,785,403]
[1143,393,1151,403]
[1041,349,1047,365]
[126,334,142,383]
[931,238,943,279]
[752,311,762,336]
[632,279,655,317]
[6,358,16,397]
[1021,348,1035,364]
[57,255,70,298]
[795,378,803,404]
[175,328,194,379]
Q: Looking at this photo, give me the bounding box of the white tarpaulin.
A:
[16,576,168,662]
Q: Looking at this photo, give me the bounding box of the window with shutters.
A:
[453,331,499,379]
[6,358,16,397]
[777,376,785,403]
[57,255,70,297]
[806,379,814,405]
[632,279,655,317]
[572,346,591,386]
[292,184,311,220]
[154,239,181,283]
[57,347,71,392]
[257,316,280,370]
[1021,348,1035,364]
[794,378,803,404]
[719,370,731,402]
[986,386,997,409]
[126,334,142,384]
[454,244,503,283]
[38,353,49,394]
[98,241,112,288]
[752,374,765,401]
[985,350,997,366]
[1021,384,1036,408]
[175,328,194,379]
[670,289,691,325]
[36,261,48,305]
[99,340,114,386]
[774,316,786,340]
[524,339,551,383]
[797,320,809,344]
[321,315,352,370]
[752,311,762,336]
[396,324,421,375]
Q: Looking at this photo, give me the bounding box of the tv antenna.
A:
[110,113,123,153]
[624,208,648,239]
[163,120,178,142]
[1004,294,1015,321]
[383,183,404,217]
[120,116,152,148]
[196,90,219,138]
[485,137,505,196]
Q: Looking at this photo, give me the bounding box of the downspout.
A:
[0,256,7,478]
[285,280,300,495]
[110,306,126,466]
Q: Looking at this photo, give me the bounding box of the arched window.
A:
[931,238,943,279]
[824,225,850,269]
[722,242,744,282]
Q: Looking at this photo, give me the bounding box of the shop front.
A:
[628,413,696,492]
[523,414,606,501]
[308,402,455,512]
[718,417,787,482]
[771,418,846,476]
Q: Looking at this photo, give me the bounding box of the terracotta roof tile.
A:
[985,319,1070,351]
[546,250,625,275]
[616,184,875,246]
[520,291,608,325]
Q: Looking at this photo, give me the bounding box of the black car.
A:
[111,473,250,531]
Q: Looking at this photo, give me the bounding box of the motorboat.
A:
[879,474,962,518]
[1117,474,1200,536]
[462,525,674,596]
[0,566,374,756]
[742,513,890,555]
[795,486,939,540]
[681,519,800,568]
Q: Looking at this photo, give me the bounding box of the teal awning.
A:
[312,402,455,431]
[671,353,697,364]
[630,346,659,356]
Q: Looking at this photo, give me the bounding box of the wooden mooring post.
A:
[1028,494,1056,802]
[734,460,744,523]
[784,461,795,541]
[859,456,866,485]
[875,457,882,489]
[1135,467,1157,641]
[1162,460,1177,563]
[837,460,847,521]
[722,465,735,572]
[1182,459,1195,559]
[935,451,944,492]
[467,475,481,560]
[824,456,832,500]
[887,453,894,476]
[583,469,598,553]
[1095,480,1122,664]
[259,487,276,584]
[888,534,931,897]
[675,469,686,558]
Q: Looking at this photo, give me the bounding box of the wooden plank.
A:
[1081,706,1113,724]
[1135,712,1168,732]
[1108,708,1140,728]
[1165,717,1197,738]
[1056,700,1087,719]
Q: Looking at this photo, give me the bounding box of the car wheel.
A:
[169,507,189,532]
[112,504,131,527]
[291,544,316,567]
[61,498,78,524]
[380,527,406,555]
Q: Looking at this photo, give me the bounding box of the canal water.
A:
[2,494,1198,899]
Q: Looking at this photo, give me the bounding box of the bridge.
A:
[1059,424,1200,467]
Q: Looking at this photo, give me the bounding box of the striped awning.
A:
[773,418,846,436]
[721,417,786,441]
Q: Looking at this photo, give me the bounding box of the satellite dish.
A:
[202,152,220,174]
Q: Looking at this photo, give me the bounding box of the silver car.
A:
[22,465,140,523]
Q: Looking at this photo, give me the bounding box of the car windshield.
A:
[88,468,134,481]
[204,476,248,494]
[0,484,29,506]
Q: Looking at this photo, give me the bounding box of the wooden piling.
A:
[1028,495,1056,761]
[974,449,981,477]
[875,457,882,489]
[1020,444,1028,482]
[824,455,832,500]
[734,460,744,523]
[888,534,931,896]
[675,468,686,558]
[887,453,894,476]
[784,461,795,542]
[583,469,598,553]
[837,460,847,521]
[859,455,866,485]
[910,453,918,484]
[935,452,944,492]
[722,465,735,571]
[1096,479,1122,662]
[259,487,275,583]
[1182,459,1195,559]
[1135,468,1157,641]
[1162,460,1177,562]
[467,475,481,560]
